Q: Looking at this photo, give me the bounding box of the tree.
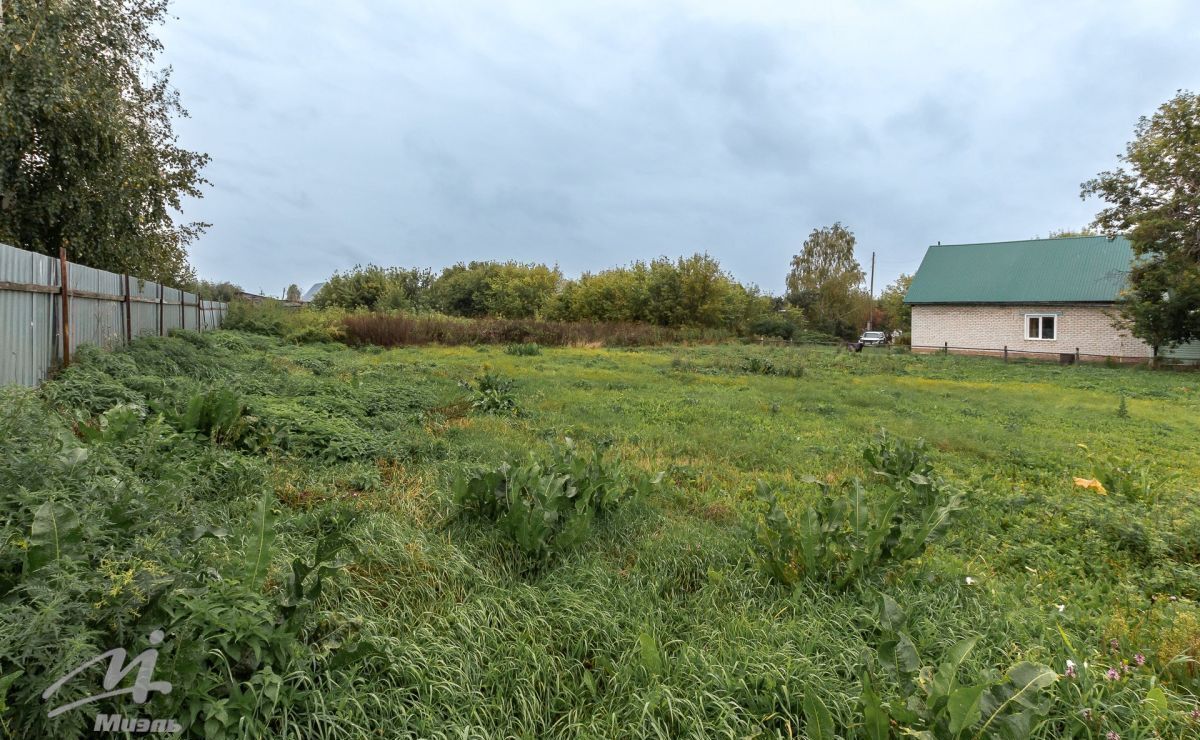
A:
[286,284,301,302]
[480,262,561,319]
[313,265,434,311]
[1081,90,1200,352]
[876,273,914,336]
[0,0,209,283]
[428,261,560,318]
[184,279,241,302]
[545,254,766,331]
[1046,227,1098,238]
[547,263,651,323]
[786,223,868,338]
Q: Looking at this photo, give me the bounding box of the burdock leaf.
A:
[637,631,664,677]
[803,692,835,739]
[246,490,277,587]
[948,683,986,735]
[28,501,82,572]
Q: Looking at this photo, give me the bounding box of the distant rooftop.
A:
[904,235,1133,304]
[300,282,325,303]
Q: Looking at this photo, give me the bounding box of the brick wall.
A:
[910,303,1153,359]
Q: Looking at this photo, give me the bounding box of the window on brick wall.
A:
[1025,313,1057,340]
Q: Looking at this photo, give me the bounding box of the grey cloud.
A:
[160,0,1200,294]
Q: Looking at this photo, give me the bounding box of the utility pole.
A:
[866,251,875,330]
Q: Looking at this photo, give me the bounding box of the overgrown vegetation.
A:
[863,595,1058,738]
[338,310,725,347]
[504,342,542,356]
[302,248,918,343]
[460,370,521,416]
[1,332,1198,737]
[312,255,771,333]
[751,431,964,589]
[450,439,659,565]
[226,287,855,351]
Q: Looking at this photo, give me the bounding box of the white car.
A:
[858,330,887,346]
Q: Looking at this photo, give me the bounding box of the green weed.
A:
[461,369,520,415]
[751,431,965,589]
[864,594,1058,738]
[450,439,659,564]
[504,342,542,356]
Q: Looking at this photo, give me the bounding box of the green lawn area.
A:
[2,331,1198,738]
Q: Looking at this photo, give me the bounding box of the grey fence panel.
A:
[0,243,60,386]
[200,301,225,331]
[161,286,183,334]
[0,242,228,387]
[182,291,200,331]
[1164,341,1200,363]
[66,262,125,354]
[131,279,162,338]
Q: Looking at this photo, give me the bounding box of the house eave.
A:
[904,300,1119,306]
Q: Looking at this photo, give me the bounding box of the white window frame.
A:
[1024,313,1059,341]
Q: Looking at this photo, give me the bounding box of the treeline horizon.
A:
[228,224,1161,343]
[313,254,776,333]
[302,234,913,340]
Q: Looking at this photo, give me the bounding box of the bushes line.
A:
[223,300,845,349]
[340,312,732,348]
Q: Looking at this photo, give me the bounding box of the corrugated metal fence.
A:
[1,242,228,386]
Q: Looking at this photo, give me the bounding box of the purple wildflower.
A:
[1109,638,1119,652]
[1105,668,1120,681]
[1192,707,1200,721]
[1064,661,1077,679]
[1106,732,1120,740]
[1134,653,1146,666]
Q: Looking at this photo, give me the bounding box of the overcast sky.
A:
[159,0,1200,296]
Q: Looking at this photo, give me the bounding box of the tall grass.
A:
[2,332,1198,737]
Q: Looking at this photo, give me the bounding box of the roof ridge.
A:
[929,235,1123,249]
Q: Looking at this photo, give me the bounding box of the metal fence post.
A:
[943,341,948,355]
[1003,345,1008,362]
[1075,347,1080,363]
[123,274,133,344]
[58,248,71,367]
[158,283,164,336]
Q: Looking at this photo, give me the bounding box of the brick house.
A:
[903,235,1187,363]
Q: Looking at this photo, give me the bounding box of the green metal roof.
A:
[904,236,1133,304]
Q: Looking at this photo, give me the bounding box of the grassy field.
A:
[2,331,1199,738]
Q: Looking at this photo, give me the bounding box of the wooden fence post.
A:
[59,247,71,367]
[123,274,133,344]
[1003,345,1008,362]
[943,341,948,355]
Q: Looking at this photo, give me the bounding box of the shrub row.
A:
[340,312,731,348]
